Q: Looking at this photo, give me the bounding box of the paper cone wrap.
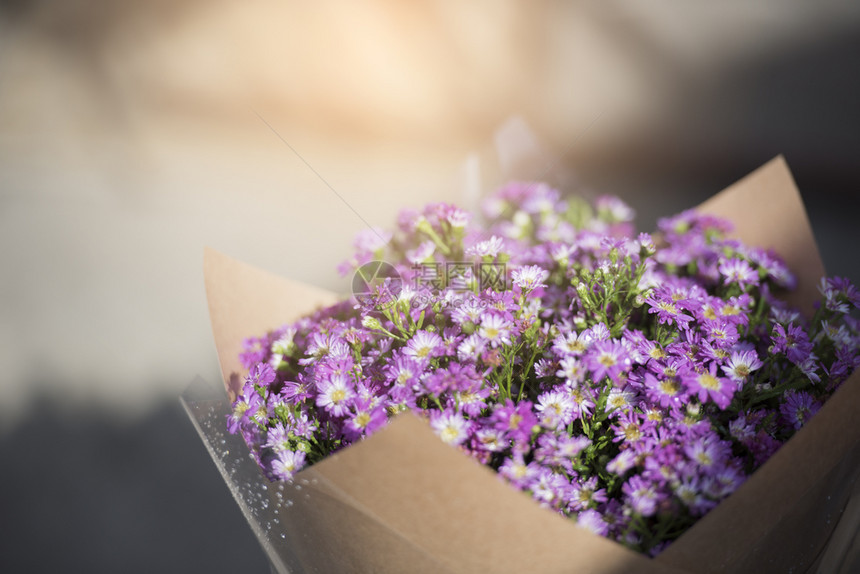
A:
[196,155,860,573]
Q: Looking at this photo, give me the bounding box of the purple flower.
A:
[534,432,591,472]
[718,258,759,289]
[684,435,730,470]
[239,336,269,369]
[404,330,444,361]
[645,290,694,326]
[674,477,715,516]
[263,423,292,452]
[585,339,631,384]
[493,400,538,444]
[343,399,388,440]
[556,356,587,386]
[430,409,471,446]
[623,475,659,517]
[771,323,814,366]
[780,390,821,430]
[466,235,505,258]
[607,449,637,475]
[568,476,608,512]
[819,276,860,313]
[423,363,482,395]
[270,450,307,481]
[689,363,735,409]
[281,376,314,402]
[315,374,355,417]
[478,313,514,348]
[576,509,609,537]
[641,372,686,409]
[552,331,592,357]
[531,467,570,506]
[499,453,541,489]
[536,389,576,428]
[457,333,486,362]
[721,349,763,383]
[512,265,549,291]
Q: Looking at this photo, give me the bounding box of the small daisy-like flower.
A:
[344,399,388,441]
[445,206,470,228]
[536,390,576,428]
[315,374,355,417]
[552,331,592,357]
[493,400,538,443]
[404,330,444,360]
[478,314,513,347]
[721,349,763,383]
[607,449,637,475]
[457,333,486,361]
[689,363,735,409]
[585,339,631,384]
[771,323,815,366]
[473,428,506,452]
[246,363,277,388]
[531,468,569,506]
[556,356,586,386]
[718,258,759,288]
[605,388,636,414]
[623,475,659,517]
[386,354,423,388]
[263,423,292,452]
[642,373,685,408]
[595,195,635,223]
[674,477,714,516]
[576,509,609,537]
[796,355,822,384]
[430,410,471,446]
[499,453,540,489]
[568,476,607,512]
[780,390,821,430]
[512,265,549,291]
[466,235,505,258]
[353,227,392,253]
[818,276,860,313]
[226,397,252,435]
[406,241,436,264]
[270,450,307,481]
[645,291,694,326]
[684,435,730,470]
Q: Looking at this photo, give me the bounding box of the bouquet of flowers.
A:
[196,155,860,573]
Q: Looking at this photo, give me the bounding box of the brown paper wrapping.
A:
[204,157,860,573]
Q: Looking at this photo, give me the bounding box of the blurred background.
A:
[1,1,859,571]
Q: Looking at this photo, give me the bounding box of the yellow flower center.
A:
[658,301,678,314]
[649,347,666,359]
[696,451,713,466]
[699,374,720,390]
[440,425,460,444]
[624,425,641,441]
[722,304,740,316]
[354,412,371,428]
[568,341,586,353]
[659,379,680,396]
[331,389,347,404]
